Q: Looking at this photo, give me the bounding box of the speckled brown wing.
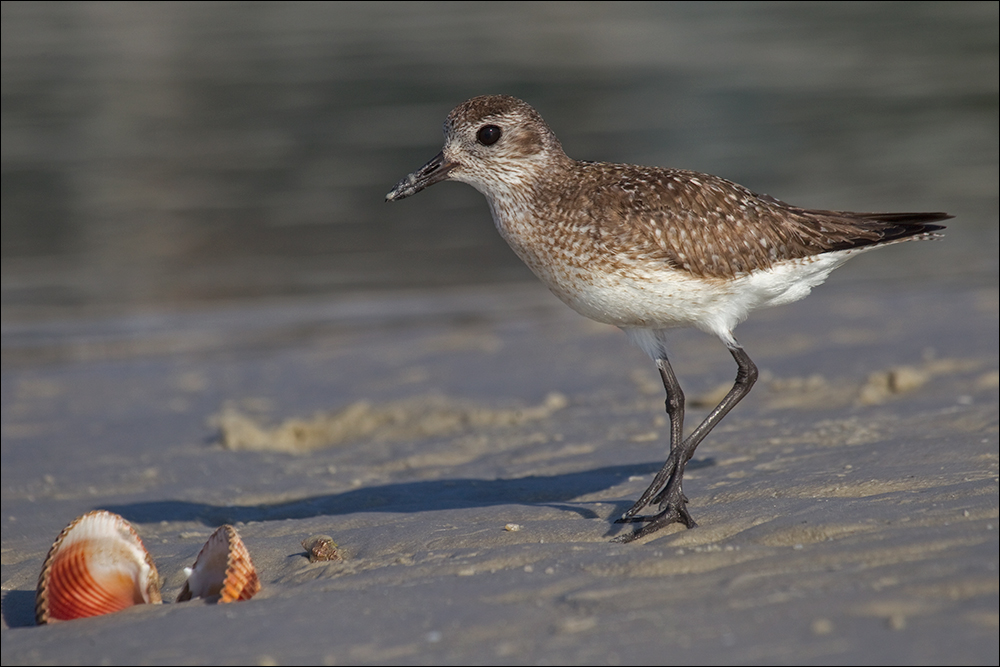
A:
[583,165,949,280]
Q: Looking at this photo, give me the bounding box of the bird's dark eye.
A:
[477,125,502,146]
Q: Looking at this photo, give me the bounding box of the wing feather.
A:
[573,165,948,279]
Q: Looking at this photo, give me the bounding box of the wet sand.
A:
[2,273,997,665]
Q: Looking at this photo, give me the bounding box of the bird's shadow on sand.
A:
[103,458,714,528]
[5,458,713,629]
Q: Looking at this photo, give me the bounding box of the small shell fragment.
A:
[176,525,260,603]
[301,534,341,562]
[36,510,162,624]
[504,523,522,532]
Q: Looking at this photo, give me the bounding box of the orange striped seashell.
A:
[35,510,162,624]
[176,525,260,603]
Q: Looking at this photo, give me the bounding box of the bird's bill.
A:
[385,151,458,201]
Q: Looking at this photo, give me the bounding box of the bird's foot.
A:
[617,455,682,521]
[612,505,696,543]
[616,460,688,522]
[612,487,695,543]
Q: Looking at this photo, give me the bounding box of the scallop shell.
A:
[176,525,260,603]
[35,510,162,624]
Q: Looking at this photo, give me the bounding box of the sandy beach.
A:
[2,272,997,664]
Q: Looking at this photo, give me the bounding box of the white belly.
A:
[519,242,865,343]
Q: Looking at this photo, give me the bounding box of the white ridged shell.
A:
[35,510,162,624]
[176,525,260,603]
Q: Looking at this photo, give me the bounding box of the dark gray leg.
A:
[616,355,686,520]
[614,345,758,543]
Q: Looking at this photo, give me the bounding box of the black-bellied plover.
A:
[386,94,950,542]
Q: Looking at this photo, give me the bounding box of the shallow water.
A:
[2,2,997,321]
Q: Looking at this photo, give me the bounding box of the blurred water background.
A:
[2,2,997,327]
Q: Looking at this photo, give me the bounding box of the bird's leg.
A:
[614,345,758,543]
[649,346,758,508]
[618,355,686,520]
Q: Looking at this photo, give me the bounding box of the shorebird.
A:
[385,95,949,543]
